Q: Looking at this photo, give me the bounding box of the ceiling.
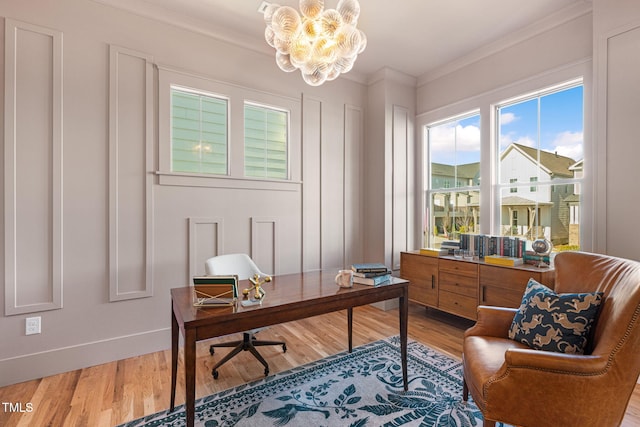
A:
[97,0,592,82]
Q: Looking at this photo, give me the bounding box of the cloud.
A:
[500,112,517,125]
[430,123,480,153]
[552,131,583,161]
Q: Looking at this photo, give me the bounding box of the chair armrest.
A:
[464,306,517,339]
[505,347,608,375]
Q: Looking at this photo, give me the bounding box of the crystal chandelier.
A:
[263,0,367,86]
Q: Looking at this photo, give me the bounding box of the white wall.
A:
[364,69,416,271]
[0,0,367,386]
[592,0,640,260]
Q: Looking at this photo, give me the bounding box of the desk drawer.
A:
[439,290,477,320]
[440,272,477,298]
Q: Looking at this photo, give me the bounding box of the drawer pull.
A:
[431,275,435,289]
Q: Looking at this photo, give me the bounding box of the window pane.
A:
[429,115,481,189]
[171,88,228,174]
[497,84,583,251]
[426,114,480,247]
[429,190,480,248]
[499,183,579,249]
[244,104,288,180]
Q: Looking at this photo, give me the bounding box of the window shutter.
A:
[244,104,288,179]
[171,88,228,174]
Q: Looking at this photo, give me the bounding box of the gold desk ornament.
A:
[241,273,270,306]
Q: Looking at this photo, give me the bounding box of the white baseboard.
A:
[0,328,171,387]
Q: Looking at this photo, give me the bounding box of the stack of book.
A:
[523,250,551,265]
[351,263,392,286]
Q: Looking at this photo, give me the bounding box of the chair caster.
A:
[212,369,219,380]
[282,344,287,352]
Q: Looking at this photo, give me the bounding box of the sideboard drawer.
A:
[440,272,477,298]
[439,290,477,320]
[439,258,477,277]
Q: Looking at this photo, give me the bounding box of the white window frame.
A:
[157,66,301,191]
[416,60,592,252]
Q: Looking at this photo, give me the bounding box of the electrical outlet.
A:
[26,317,41,335]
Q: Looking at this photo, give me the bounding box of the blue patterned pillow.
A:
[508,279,603,354]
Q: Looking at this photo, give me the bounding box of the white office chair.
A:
[204,253,287,379]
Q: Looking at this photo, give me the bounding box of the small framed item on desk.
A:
[192,275,238,306]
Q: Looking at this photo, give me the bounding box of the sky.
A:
[429,84,584,166]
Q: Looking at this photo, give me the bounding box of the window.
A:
[171,87,228,175]
[421,78,585,252]
[244,103,288,180]
[497,82,583,248]
[425,113,480,247]
[158,66,301,190]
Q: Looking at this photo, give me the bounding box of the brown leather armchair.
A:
[462,251,640,427]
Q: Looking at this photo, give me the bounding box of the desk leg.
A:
[399,291,409,391]
[170,305,178,411]
[347,307,353,352]
[184,329,197,427]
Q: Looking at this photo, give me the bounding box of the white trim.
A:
[251,217,279,275]
[0,328,170,387]
[156,171,301,191]
[4,19,64,315]
[108,45,154,301]
[188,217,224,281]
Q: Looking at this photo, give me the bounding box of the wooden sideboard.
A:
[400,251,555,320]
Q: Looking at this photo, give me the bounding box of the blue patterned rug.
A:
[121,336,483,426]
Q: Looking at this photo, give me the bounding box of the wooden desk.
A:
[170,271,410,427]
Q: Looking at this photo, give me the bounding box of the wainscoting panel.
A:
[4,19,63,315]
[251,217,278,275]
[392,105,410,271]
[188,217,223,280]
[302,96,322,272]
[344,104,363,268]
[602,22,640,259]
[321,102,345,270]
[108,45,154,301]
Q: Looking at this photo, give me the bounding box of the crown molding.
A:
[417,1,593,87]
[367,67,417,87]
[92,0,271,56]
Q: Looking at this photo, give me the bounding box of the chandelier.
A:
[262,0,367,86]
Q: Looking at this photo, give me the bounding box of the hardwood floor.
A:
[1,303,639,426]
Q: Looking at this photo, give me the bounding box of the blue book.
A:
[352,273,392,286]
